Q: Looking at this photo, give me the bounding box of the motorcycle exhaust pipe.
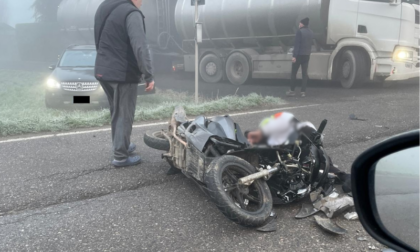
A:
[238,167,279,185]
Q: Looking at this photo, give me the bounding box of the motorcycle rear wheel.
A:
[144,131,170,151]
[205,155,273,228]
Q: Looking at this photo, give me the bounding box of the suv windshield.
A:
[59,50,97,67]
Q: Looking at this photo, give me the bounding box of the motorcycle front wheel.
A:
[204,155,273,228]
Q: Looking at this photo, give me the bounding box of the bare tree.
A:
[0,0,9,24]
[32,0,62,23]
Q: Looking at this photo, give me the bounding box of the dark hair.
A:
[300,17,310,26]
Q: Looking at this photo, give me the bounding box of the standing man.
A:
[286,17,313,98]
[94,0,154,167]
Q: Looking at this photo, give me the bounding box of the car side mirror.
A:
[352,130,419,252]
[49,65,56,70]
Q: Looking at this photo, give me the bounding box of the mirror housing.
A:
[49,65,56,71]
[351,130,419,252]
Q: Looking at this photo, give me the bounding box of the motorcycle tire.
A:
[204,155,273,228]
[144,131,170,151]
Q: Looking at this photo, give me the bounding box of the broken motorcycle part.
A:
[256,211,278,232]
[344,212,359,220]
[314,215,347,235]
[295,203,320,219]
[313,195,354,219]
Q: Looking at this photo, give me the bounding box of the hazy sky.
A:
[4,0,35,27]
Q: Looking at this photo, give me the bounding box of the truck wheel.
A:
[204,155,273,228]
[199,54,224,83]
[339,49,369,89]
[225,52,251,86]
[144,131,170,151]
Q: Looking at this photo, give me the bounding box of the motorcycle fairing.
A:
[185,115,248,152]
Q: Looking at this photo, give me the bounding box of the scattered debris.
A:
[357,237,368,241]
[369,245,379,250]
[375,125,390,129]
[314,215,347,235]
[366,136,372,140]
[344,212,359,220]
[256,211,278,232]
[295,203,320,219]
[329,191,340,199]
[313,195,354,219]
[381,249,396,252]
[310,187,323,203]
[349,114,367,121]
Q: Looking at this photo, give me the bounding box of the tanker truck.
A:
[58,0,419,88]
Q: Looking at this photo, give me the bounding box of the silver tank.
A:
[174,0,329,46]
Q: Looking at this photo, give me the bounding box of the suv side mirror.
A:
[49,65,56,70]
[352,130,419,252]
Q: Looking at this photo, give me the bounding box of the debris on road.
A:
[368,244,379,250]
[313,194,354,219]
[349,114,367,121]
[381,249,396,252]
[357,237,368,241]
[256,211,278,232]
[295,203,320,219]
[314,215,347,235]
[344,212,359,220]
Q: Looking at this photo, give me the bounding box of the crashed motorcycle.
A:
[144,106,333,228]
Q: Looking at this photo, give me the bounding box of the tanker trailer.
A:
[175,0,419,88]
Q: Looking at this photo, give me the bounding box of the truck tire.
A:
[144,131,170,151]
[199,54,224,83]
[225,52,251,86]
[339,49,369,89]
[204,155,273,228]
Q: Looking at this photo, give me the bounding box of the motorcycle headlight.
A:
[47,78,60,89]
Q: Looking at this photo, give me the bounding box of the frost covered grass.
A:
[0,70,284,136]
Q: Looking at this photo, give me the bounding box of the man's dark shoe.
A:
[112,155,142,167]
[128,143,136,154]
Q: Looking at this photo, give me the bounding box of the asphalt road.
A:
[0,76,419,252]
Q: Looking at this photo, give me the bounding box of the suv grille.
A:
[61,82,99,91]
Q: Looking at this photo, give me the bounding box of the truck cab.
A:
[327,0,419,87]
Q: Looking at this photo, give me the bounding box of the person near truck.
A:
[245,112,352,193]
[94,0,154,167]
[286,17,313,98]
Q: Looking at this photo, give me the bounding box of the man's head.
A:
[131,0,143,8]
[299,17,309,28]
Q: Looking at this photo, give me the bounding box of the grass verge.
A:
[0,70,284,136]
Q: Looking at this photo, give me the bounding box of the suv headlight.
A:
[47,78,60,89]
[393,48,414,62]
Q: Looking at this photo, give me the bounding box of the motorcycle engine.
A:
[268,160,313,205]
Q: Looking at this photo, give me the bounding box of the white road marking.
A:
[0,104,319,144]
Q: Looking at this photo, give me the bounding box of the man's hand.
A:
[145,81,155,92]
[292,57,296,63]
